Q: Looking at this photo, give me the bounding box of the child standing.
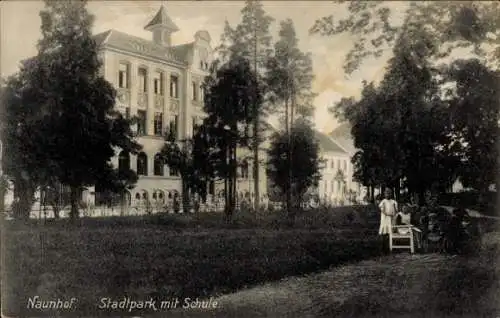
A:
[378,189,398,235]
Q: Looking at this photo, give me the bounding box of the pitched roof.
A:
[93,29,189,65]
[144,5,179,32]
[329,123,356,154]
[330,122,351,139]
[315,130,347,154]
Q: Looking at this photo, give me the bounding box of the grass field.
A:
[2,205,384,317]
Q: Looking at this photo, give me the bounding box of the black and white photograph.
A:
[1,1,499,317]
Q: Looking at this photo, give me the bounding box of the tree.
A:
[266,19,316,132]
[445,59,500,194]
[219,0,274,211]
[334,30,457,202]
[310,1,500,75]
[0,61,56,220]
[160,126,212,215]
[203,56,262,219]
[2,0,141,221]
[267,120,321,222]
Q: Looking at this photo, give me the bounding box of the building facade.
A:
[91,5,267,208]
[314,131,358,204]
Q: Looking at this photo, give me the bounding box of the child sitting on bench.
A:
[395,204,423,248]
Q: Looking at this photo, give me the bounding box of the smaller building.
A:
[314,130,359,205]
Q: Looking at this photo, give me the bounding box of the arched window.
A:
[137,152,148,176]
[154,190,165,204]
[118,151,130,173]
[241,160,249,179]
[154,153,164,176]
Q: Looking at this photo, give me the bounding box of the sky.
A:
[0,1,406,133]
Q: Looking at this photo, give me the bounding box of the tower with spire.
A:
[144,4,179,47]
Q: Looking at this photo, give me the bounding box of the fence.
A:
[4,198,364,220]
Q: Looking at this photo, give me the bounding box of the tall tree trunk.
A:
[290,78,296,127]
[285,97,289,136]
[232,146,237,214]
[53,205,60,219]
[286,135,293,222]
[69,185,79,220]
[224,171,229,219]
[252,22,260,213]
[253,117,259,211]
[228,171,234,219]
[182,178,190,214]
[394,179,401,202]
[284,85,292,218]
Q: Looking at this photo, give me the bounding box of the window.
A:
[200,84,205,101]
[154,72,163,95]
[330,160,334,170]
[169,115,178,140]
[170,75,179,98]
[137,110,147,135]
[138,68,147,93]
[192,81,198,101]
[343,160,347,172]
[118,151,130,174]
[331,180,334,193]
[153,190,165,203]
[192,116,198,135]
[241,160,249,179]
[209,180,215,195]
[154,112,163,136]
[125,107,130,119]
[137,152,148,176]
[118,63,129,88]
[337,159,341,171]
[154,154,163,176]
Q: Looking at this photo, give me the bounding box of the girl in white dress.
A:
[378,189,398,235]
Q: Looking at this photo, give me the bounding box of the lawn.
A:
[176,231,500,318]
[2,205,384,317]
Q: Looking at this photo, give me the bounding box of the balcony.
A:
[138,92,148,109]
[154,94,164,109]
[116,88,130,106]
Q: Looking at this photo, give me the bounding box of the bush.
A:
[439,191,497,216]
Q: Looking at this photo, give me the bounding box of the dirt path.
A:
[152,232,500,318]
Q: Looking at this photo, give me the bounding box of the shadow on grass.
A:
[3,221,384,317]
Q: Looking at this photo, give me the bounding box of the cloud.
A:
[314,90,344,133]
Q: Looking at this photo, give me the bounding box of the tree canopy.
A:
[267,120,322,216]
[202,55,262,217]
[311,1,500,75]
[1,0,141,220]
